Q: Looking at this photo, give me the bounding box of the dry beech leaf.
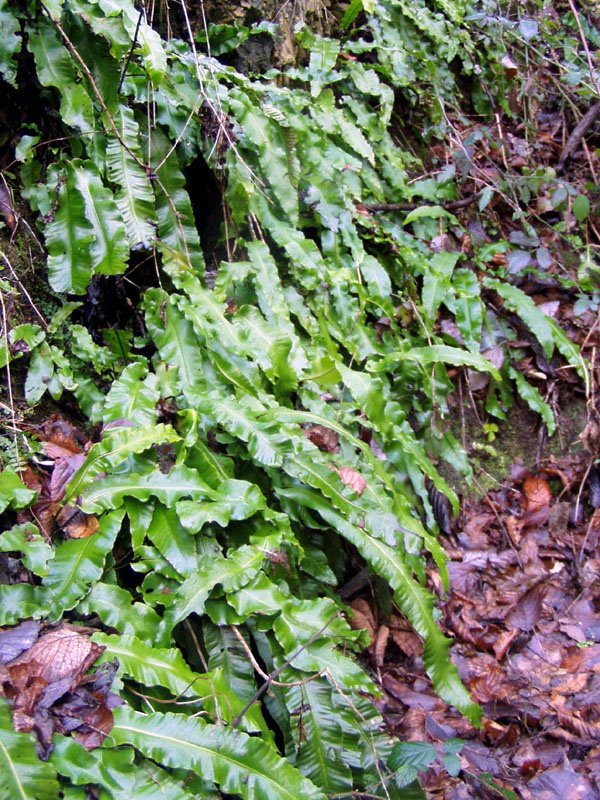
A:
[336,466,367,496]
[8,625,101,684]
[390,629,423,659]
[506,583,547,632]
[493,627,520,661]
[523,474,552,511]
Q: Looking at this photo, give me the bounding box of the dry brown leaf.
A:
[303,424,339,453]
[523,474,552,512]
[506,583,547,632]
[336,466,367,496]
[64,512,99,540]
[8,626,101,684]
[390,630,423,659]
[468,664,512,704]
[373,625,389,667]
[348,598,376,642]
[493,627,520,661]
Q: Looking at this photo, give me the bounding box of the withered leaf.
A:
[336,466,367,496]
[0,621,41,665]
[506,584,547,632]
[48,451,87,503]
[373,624,389,667]
[523,474,552,512]
[61,510,100,540]
[428,483,454,535]
[528,768,598,800]
[9,625,103,684]
[303,424,339,452]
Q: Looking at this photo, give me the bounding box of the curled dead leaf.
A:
[336,466,367,496]
[373,624,389,667]
[303,424,339,453]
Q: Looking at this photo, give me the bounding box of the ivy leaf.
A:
[573,194,590,223]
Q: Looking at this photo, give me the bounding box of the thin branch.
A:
[230,625,323,688]
[118,7,144,92]
[0,248,47,328]
[42,4,147,170]
[556,99,600,173]
[0,282,19,465]
[359,190,482,214]
[231,612,340,727]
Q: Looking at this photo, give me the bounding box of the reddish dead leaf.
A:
[506,583,547,632]
[505,514,524,547]
[18,466,43,494]
[468,664,512,704]
[550,694,600,741]
[1,623,120,759]
[38,415,87,453]
[501,54,519,78]
[512,739,565,770]
[383,675,439,711]
[303,424,339,453]
[336,466,367,496]
[48,451,87,502]
[493,627,520,660]
[523,474,552,512]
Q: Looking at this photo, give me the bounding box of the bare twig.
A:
[556,99,600,173]
[0,282,19,463]
[231,612,340,727]
[42,4,147,171]
[0,248,47,329]
[117,7,144,92]
[359,190,482,214]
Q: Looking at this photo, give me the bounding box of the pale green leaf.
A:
[65,424,179,500]
[110,707,326,800]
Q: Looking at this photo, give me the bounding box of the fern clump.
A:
[0,0,588,797]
